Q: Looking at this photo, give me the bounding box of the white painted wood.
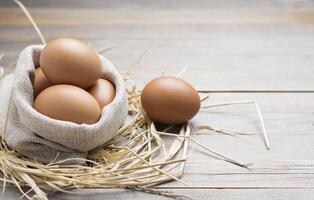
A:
[2,35,314,91]
[1,0,314,199]
[1,2,314,91]
[194,92,314,135]
[3,188,314,200]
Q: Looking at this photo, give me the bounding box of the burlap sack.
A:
[0,45,128,164]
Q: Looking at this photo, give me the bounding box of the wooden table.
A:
[1,0,314,199]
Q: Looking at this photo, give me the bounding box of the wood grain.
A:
[1,0,314,199]
[1,1,314,91]
[2,188,314,200]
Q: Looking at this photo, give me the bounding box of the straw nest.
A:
[0,81,193,200]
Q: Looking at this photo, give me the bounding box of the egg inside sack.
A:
[40,38,101,88]
[141,76,200,125]
[87,79,115,109]
[33,67,53,98]
[34,85,101,124]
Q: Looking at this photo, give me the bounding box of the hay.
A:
[14,0,46,45]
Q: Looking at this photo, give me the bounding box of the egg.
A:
[34,85,101,124]
[87,79,115,109]
[141,76,200,125]
[40,38,101,88]
[33,67,53,98]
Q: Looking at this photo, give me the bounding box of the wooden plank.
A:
[177,134,314,174]
[194,92,314,134]
[47,188,314,200]
[0,2,314,91]
[1,8,314,26]
[3,188,314,200]
[1,0,314,10]
[1,34,314,91]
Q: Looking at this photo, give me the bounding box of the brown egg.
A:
[34,85,101,124]
[141,76,200,125]
[40,38,101,88]
[33,67,53,98]
[87,79,115,109]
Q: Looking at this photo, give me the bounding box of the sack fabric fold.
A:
[0,45,128,164]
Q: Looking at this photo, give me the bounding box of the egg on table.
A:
[33,67,53,98]
[40,38,101,88]
[34,85,101,124]
[141,76,200,125]
[87,79,115,109]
